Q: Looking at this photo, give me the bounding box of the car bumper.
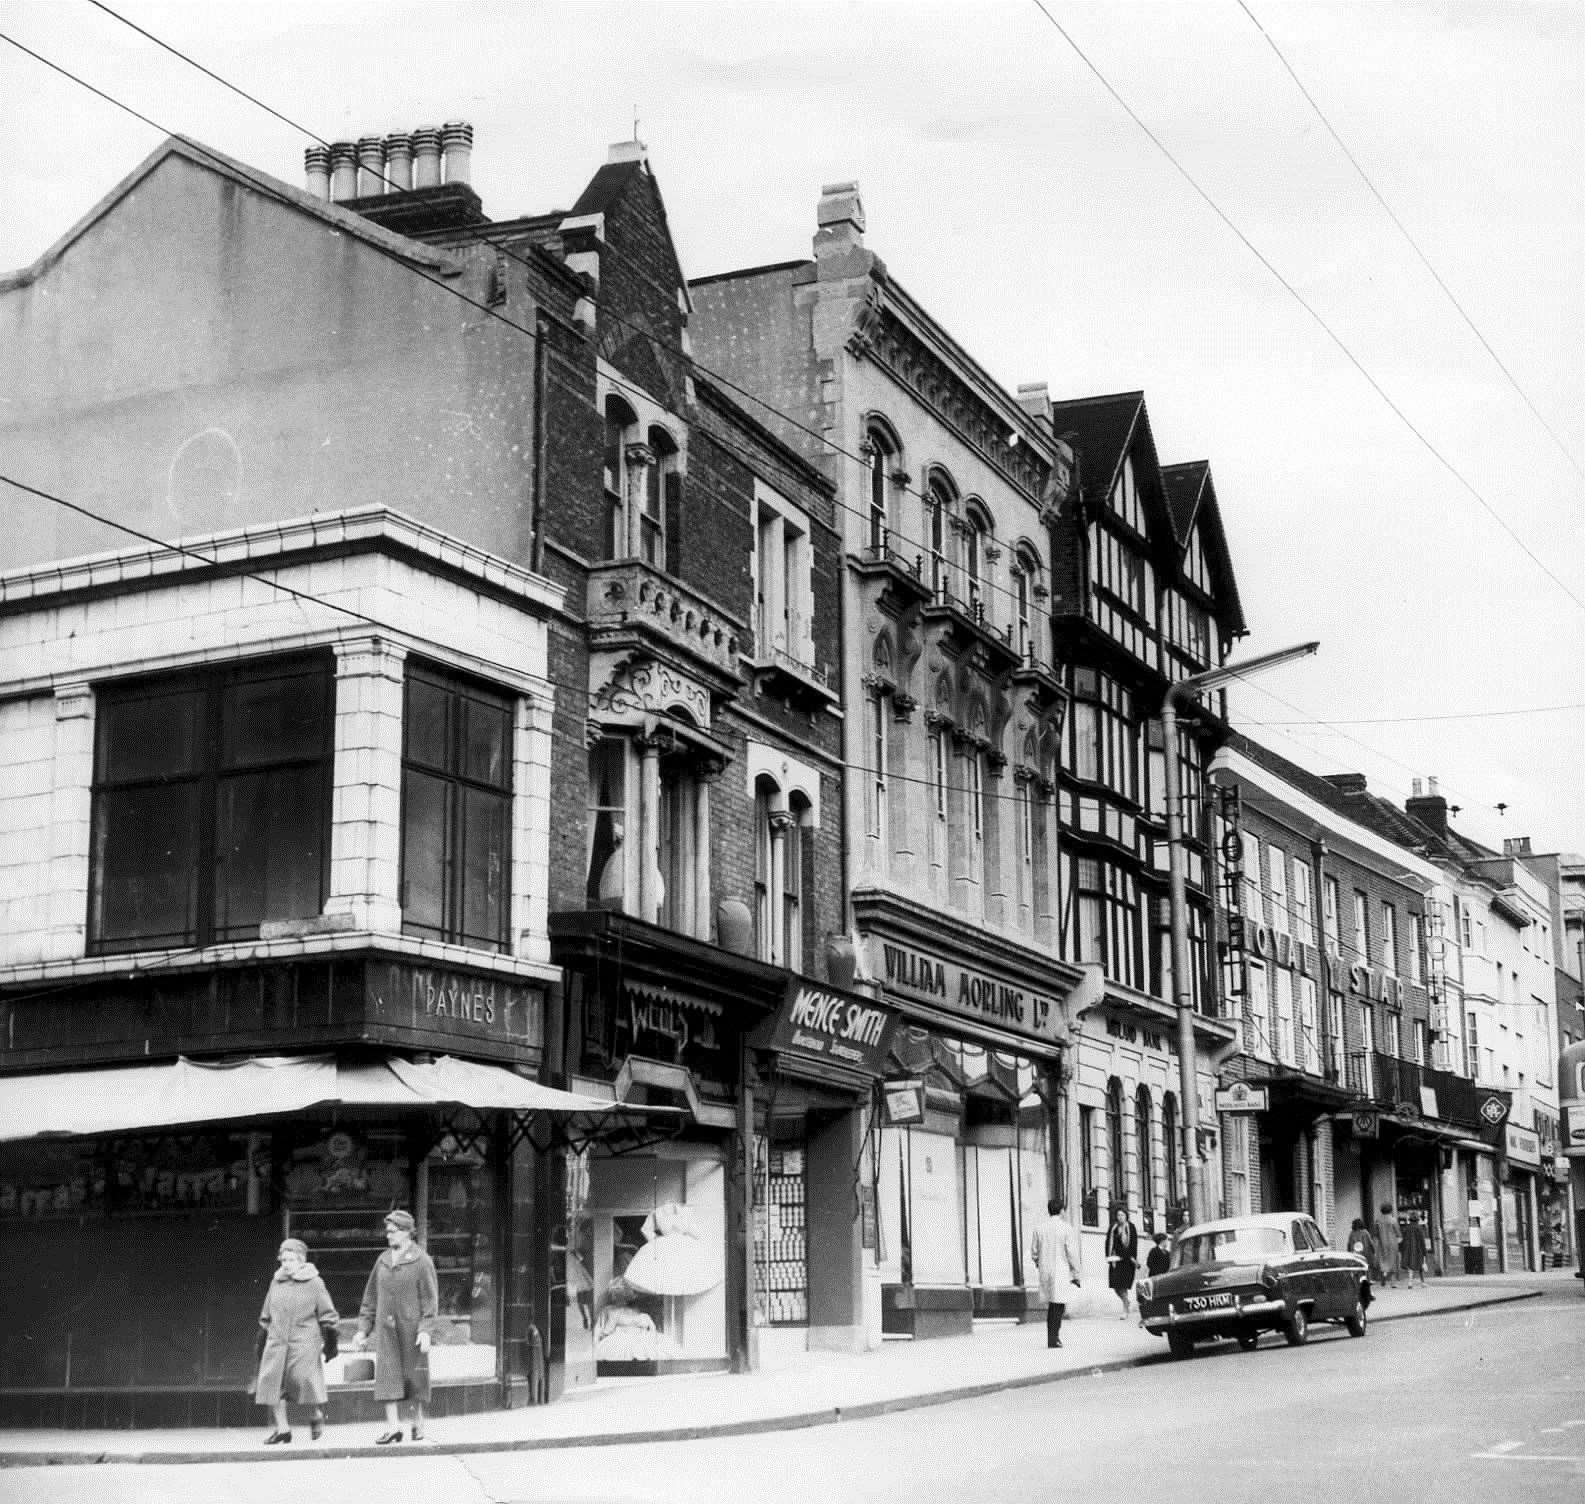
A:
[1143,1297,1286,1333]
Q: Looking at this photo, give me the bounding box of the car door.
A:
[1284,1218,1322,1313]
[1299,1216,1346,1317]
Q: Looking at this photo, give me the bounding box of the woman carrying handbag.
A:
[253,1237,339,1444]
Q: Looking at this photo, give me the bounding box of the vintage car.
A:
[1136,1211,1371,1358]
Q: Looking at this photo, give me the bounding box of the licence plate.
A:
[1178,1292,1234,1312]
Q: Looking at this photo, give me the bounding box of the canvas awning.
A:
[0,1053,626,1144]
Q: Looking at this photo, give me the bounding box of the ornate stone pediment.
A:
[590,651,712,730]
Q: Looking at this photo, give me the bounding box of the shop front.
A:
[748,977,899,1356]
[852,894,1081,1339]
[1501,1122,1542,1273]
[550,911,785,1389]
[0,954,582,1429]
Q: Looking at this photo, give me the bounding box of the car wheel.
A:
[1284,1306,1309,1346]
[1166,1332,1195,1360]
[1345,1298,1367,1338]
[1236,1330,1259,1351]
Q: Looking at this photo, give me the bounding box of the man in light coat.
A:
[1031,1198,1083,1348]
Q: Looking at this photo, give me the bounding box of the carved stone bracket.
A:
[986,750,1008,777]
[923,708,953,733]
[891,692,918,723]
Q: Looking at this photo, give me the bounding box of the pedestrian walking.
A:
[1145,1231,1172,1278]
[351,1209,438,1444]
[253,1237,338,1445]
[1104,1205,1139,1319]
[1030,1198,1083,1348]
[1345,1216,1381,1283]
[1400,1212,1429,1285]
[1374,1202,1402,1287]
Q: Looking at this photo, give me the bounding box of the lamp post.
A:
[1164,640,1319,1225]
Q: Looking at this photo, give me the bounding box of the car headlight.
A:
[1260,1267,1279,1291]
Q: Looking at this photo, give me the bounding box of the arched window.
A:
[963,501,992,617]
[1162,1092,1180,1213]
[644,425,678,569]
[1135,1085,1154,1214]
[1106,1077,1126,1204]
[602,396,638,559]
[925,472,953,598]
[865,422,898,553]
[1014,544,1042,662]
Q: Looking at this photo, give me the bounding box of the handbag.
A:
[322,1325,339,1361]
[255,1326,268,1361]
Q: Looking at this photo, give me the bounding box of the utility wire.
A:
[1027,0,1585,615]
[1236,0,1585,491]
[63,1,1068,631]
[2,19,1529,831]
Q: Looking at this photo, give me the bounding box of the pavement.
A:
[2,1267,1574,1468]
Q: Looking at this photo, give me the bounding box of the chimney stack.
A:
[328,141,358,202]
[1503,836,1533,857]
[1406,775,1449,838]
[1322,772,1368,796]
[441,121,473,184]
[815,180,868,274]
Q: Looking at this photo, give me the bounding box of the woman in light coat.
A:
[254,1237,338,1444]
[352,1209,438,1444]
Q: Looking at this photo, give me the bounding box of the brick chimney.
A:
[311,119,485,236]
[1406,775,1448,838]
[1503,836,1533,857]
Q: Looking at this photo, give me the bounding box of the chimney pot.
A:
[441,120,473,185]
[356,135,385,197]
[304,144,331,201]
[412,125,442,188]
[1428,776,1439,796]
[1411,777,1423,797]
[383,132,414,191]
[817,180,865,234]
[328,141,358,202]
[607,139,648,166]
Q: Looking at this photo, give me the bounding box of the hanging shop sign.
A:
[757,980,898,1076]
[880,1079,926,1126]
[1214,1082,1269,1114]
[1349,1110,1380,1140]
[860,933,1065,1047]
[1503,1123,1541,1169]
[1476,1088,1512,1143]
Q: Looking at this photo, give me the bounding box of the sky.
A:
[3,0,1582,858]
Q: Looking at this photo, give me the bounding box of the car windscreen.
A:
[1172,1226,1287,1266]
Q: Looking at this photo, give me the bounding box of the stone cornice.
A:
[0,503,565,618]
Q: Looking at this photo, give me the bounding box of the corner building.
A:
[693,184,1094,1337]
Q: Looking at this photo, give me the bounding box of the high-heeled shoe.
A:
[263,1430,292,1445]
[375,1430,403,1445]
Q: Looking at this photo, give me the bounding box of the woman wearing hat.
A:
[351,1209,438,1444]
[254,1237,339,1444]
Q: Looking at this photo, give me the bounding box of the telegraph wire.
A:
[60,3,1064,632]
[1027,0,1585,615]
[0,23,1534,835]
[1236,0,1585,491]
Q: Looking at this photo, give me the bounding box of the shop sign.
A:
[1350,1110,1380,1140]
[614,984,728,1081]
[1566,1106,1585,1158]
[862,934,1065,1046]
[761,980,898,1076]
[371,962,543,1047]
[1503,1123,1541,1168]
[881,1079,926,1126]
[1214,1083,1268,1113]
[1476,1088,1511,1142]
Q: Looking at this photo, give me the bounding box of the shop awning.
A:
[0,1054,624,1144]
